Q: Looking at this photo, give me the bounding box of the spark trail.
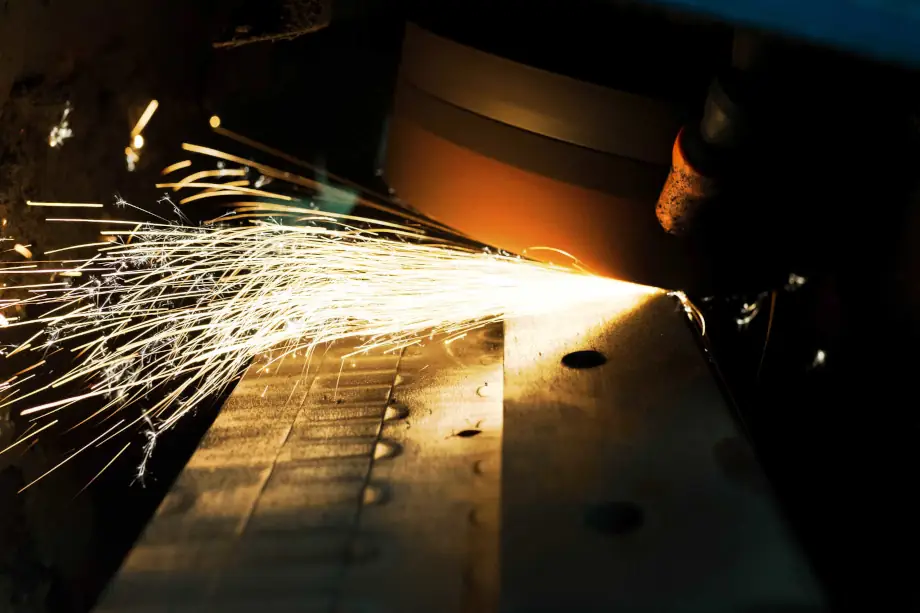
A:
[0,136,656,482]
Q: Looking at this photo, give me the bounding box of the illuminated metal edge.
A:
[501,292,827,612]
[399,23,680,166]
[94,327,502,613]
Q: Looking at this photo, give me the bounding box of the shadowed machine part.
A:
[94,294,825,612]
[383,22,697,289]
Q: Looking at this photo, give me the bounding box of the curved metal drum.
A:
[384,23,700,289]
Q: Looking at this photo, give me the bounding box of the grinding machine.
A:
[95,1,920,611]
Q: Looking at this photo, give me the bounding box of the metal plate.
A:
[96,293,825,612]
[94,327,502,613]
[501,293,826,612]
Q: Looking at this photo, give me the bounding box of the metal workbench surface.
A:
[95,292,824,612]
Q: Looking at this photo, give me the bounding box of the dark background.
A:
[1,1,919,611]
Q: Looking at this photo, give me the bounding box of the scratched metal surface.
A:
[94,325,502,613]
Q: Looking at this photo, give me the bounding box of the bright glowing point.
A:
[48,102,74,148]
[209,115,221,128]
[812,349,826,367]
[133,134,145,149]
[125,146,139,172]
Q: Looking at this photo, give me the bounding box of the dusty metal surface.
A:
[95,326,502,613]
[502,293,826,612]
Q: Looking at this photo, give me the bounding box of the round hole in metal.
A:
[561,350,607,369]
[455,429,482,438]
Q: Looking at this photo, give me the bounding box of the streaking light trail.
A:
[0,135,657,484]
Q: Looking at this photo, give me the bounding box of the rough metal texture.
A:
[655,134,718,236]
[95,326,502,613]
[502,293,826,612]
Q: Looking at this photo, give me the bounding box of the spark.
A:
[74,442,131,498]
[670,291,706,336]
[45,218,166,225]
[125,146,139,172]
[1,211,654,465]
[812,349,827,368]
[178,143,411,223]
[18,420,125,493]
[113,195,170,222]
[48,102,74,148]
[0,137,658,480]
[736,292,769,330]
[133,134,145,149]
[44,243,112,255]
[135,414,157,484]
[12,360,45,377]
[153,182,290,203]
[785,273,807,291]
[0,419,59,456]
[161,160,192,175]
[27,201,104,208]
[131,100,159,138]
[0,265,38,273]
[162,168,248,191]
[13,244,32,259]
[210,121,394,208]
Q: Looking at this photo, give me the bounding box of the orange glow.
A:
[384,117,692,287]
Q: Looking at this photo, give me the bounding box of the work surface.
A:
[96,293,825,613]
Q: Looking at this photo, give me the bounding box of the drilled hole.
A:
[454,429,482,438]
[561,350,607,369]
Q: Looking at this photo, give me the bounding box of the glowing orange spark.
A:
[161,160,192,175]
[74,442,131,498]
[131,100,159,138]
[0,420,59,456]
